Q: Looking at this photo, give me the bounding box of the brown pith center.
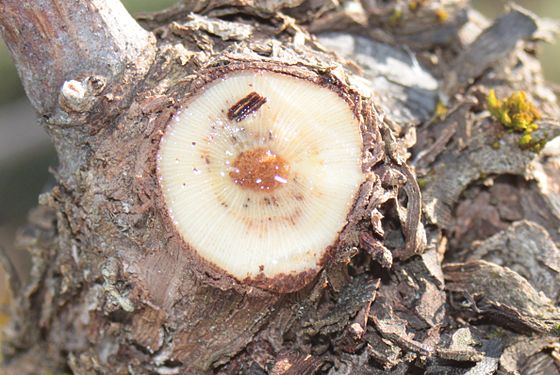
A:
[230,147,290,191]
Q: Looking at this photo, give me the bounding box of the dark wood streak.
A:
[228,91,267,122]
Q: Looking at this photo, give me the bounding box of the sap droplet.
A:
[229,147,290,192]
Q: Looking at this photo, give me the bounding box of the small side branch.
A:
[0,0,155,116]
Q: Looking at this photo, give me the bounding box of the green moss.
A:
[487,89,544,152]
[417,177,428,190]
[389,8,403,26]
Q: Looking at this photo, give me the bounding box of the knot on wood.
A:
[59,76,106,113]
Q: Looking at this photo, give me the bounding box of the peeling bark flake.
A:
[228,92,267,122]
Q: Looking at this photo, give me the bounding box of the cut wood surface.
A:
[0,0,559,374]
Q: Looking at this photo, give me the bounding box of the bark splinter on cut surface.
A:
[1,0,560,374]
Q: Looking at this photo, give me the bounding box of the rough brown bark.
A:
[0,0,155,115]
[1,1,560,374]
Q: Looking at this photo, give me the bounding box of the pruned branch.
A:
[2,1,560,374]
[0,0,155,116]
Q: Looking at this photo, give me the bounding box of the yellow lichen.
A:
[435,8,449,23]
[487,89,543,151]
[519,133,532,147]
[435,100,448,119]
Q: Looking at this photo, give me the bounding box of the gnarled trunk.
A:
[1,1,559,374]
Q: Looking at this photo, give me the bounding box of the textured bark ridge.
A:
[1,0,560,374]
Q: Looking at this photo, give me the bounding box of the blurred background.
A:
[0,0,559,336]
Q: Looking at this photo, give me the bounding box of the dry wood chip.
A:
[500,337,560,375]
[171,14,254,41]
[444,7,538,95]
[444,260,560,333]
[469,220,560,303]
[270,352,323,375]
[302,276,379,335]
